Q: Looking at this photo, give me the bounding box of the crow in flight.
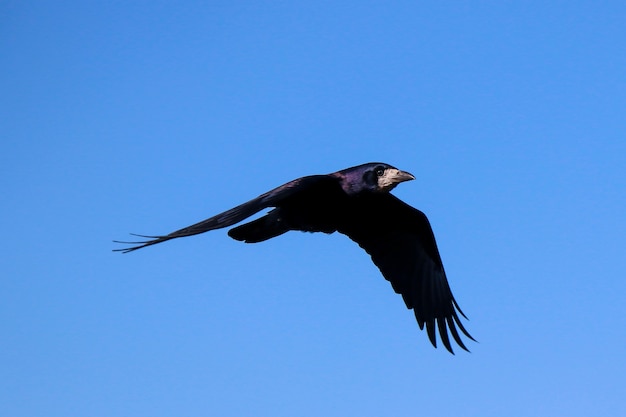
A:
[115,162,474,353]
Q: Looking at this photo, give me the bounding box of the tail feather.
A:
[228,212,289,243]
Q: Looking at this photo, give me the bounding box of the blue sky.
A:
[2,2,625,416]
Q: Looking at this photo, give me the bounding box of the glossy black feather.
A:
[115,163,474,353]
[113,175,333,252]
[335,193,475,353]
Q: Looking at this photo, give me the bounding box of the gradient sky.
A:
[2,2,626,416]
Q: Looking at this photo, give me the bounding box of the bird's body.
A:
[116,163,475,353]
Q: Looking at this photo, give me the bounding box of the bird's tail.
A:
[227,211,289,243]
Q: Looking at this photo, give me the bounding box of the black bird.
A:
[115,163,474,353]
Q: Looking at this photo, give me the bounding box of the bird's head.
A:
[335,163,415,195]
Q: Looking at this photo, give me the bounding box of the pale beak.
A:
[390,169,415,184]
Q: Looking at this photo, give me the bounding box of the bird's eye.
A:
[375,167,385,177]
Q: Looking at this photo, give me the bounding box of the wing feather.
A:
[339,194,474,353]
[114,175,331,253]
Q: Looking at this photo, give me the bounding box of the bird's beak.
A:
[390,169,415,184]
[378,168,415,192]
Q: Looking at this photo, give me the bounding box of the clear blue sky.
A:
[2,2,625,416]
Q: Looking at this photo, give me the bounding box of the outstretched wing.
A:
[339,194,474,353]
[114,175,331,253]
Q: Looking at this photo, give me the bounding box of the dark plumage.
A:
[115,163,475,353]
